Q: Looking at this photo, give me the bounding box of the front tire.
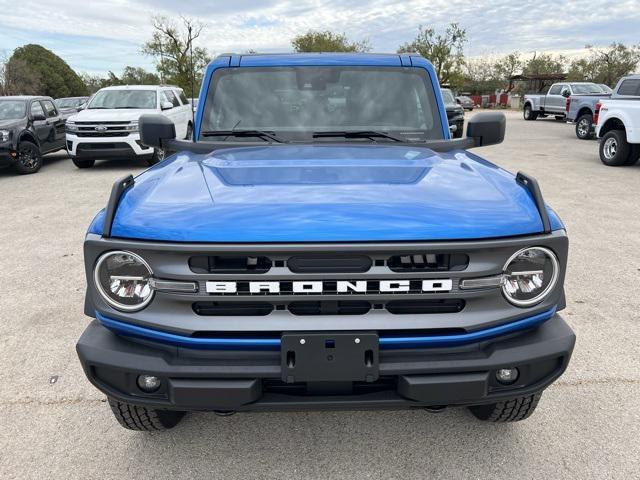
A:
[523,105,537,121]
[14,141,42,174]
[146,148,166,166]
[185,123,193,140]
[599,129,631,166]
[575,113,593,140]
[108,397,185,431]
[72,158,95,169]
[469,392,542,422]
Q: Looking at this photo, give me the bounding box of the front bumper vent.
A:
[387,253,469,272]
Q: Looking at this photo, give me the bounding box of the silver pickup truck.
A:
[523,82,605,122]
[566,84,612,139]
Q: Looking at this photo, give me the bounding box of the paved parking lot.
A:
[0,110,638,479]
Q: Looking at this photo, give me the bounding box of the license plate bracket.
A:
[281,332,379,383]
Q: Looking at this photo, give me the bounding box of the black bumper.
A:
[0,146,17,168]
[77,315,575,412]
[73,143,148,159]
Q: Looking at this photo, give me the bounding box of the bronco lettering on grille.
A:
[205,279,453,295]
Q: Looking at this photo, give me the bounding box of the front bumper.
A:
[66,133,154,159]
[0,146,17,168]
[77,314,575,411]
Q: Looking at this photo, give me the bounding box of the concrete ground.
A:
[0,111,638,479]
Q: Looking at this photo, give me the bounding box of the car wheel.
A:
[453,126,463,138]
[624,145,640,166]
[108,397,185,431]
[147,148,166,166]
[599,129,631,166]
[523,105,537,121]
[72,158,95,169]
[469,392,542,422]
[185,123,193,140]
[575,114,593,140]
[14,141,43,174]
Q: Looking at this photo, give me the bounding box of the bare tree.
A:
[0,55,42,95]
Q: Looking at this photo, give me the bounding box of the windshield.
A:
[440,89,455,105]
[56,98,84,108]
[571,83,605,94]
[201,66,443,141]
[88,90,157,109]
[0,100,26,120]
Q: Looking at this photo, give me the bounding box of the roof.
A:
[97,85,181,91]
[0,95,51,101]
[211,52,425,68]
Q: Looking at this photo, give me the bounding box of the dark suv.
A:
[0,96,66,174]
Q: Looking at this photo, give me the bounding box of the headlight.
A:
[66,122,78,132]
[502,247,559,307]
[94,251,154,311]
[0,130,10,142]
[125,122,139,132]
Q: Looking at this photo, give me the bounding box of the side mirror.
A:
[562,90,571,98]
[161,101,174,110]
[140,114,176,148]
[32,113,46,121]
[466,112,505,147]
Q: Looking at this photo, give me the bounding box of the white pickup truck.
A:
[595,75,640,166]
[523,82,604,121]
[66,85,192,168]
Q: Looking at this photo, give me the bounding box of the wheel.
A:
[72,158,95,169]
[523,105,537,121]
[599,129,631,166]
[575,113,593,140]
[146,148,166,166]
[108,397,185,431]
[185,123,193,140]
[14,141,42,174]
[624,144,640,166]
[453,125,463,138]
[469,392,542,422]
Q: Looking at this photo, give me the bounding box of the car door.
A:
[41,99,66,150]
[29,101,54,149]
[160,90,187,139]
[547,84,566,113]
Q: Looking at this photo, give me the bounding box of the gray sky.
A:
[1,0,639,74]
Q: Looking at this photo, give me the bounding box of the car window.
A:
[88,90,157,109]
[42,100,57,117]
[31,101,45,118]
[163,90,180,107]
[548,85,562,95]
[177,90,189,105]
[617,79,640,96]
[0,100,27,120]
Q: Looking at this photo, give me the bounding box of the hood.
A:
[0,118,26,130]
[69,108,157,122]
[107,144,559,242]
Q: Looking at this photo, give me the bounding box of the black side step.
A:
[516,171,551,233]
[102,174,134,237]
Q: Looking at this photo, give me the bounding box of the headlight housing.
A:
[0,130,10,142]
[124,121,139,132]
[65,122,78,133]
[502,247,559,307]
[94,251,154,311]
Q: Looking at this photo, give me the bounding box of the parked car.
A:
[76,53,574,431]
[456,95,474,110]
[55,96,89,113]
[441,88,465,137]
[595,74,640,166]
[523,82,604,121]
[597,84,613,94]
[566,84,612,140]
[0,96,67,174]
[65,85,192,168]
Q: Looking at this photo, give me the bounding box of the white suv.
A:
[66,85,193,168]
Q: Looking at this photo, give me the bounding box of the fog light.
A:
[495,368,519,385]
[137,374,161,392]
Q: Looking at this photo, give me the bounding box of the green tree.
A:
[463,57,500,95]
[142,16,211,96]
[568,43,640,86]
[291,30,370,53]
[120,66,160,85]
[523,52,567,77]
[398,23,466,87]
[9,44,87,97]
[493,52,523,93]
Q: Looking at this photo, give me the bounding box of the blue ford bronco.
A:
[76,53,575,430]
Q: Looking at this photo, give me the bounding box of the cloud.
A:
[0,0,638,73]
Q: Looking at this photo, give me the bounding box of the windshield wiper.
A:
[312,130,405,142]
[201,130,283,143]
